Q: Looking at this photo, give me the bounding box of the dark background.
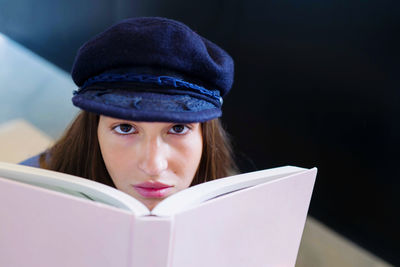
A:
[1,0,399,264]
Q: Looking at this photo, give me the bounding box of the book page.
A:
[152,166,308,216]
[0,162,150,215]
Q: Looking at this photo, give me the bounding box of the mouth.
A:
[132,181,173,198]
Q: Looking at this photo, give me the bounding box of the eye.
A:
[168,124,190,135]
[113,124,136,135]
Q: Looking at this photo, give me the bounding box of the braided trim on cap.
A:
[77,73,222,104]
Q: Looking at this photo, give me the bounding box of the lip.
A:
[133,181,173,198]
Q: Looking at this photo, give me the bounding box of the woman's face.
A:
[97,115,203,210]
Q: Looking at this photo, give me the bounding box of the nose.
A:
[137,136,168,176]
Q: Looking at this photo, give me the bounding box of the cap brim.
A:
[72,89,221,123]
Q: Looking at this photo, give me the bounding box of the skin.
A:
[97,115,203,210]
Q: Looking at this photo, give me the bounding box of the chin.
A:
[141,198,162,211]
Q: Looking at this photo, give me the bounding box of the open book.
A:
[0,162,317,267]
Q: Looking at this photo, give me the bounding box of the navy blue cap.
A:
[71,17,234,123]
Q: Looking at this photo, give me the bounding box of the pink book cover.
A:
[169,169,316,267]
[0,163,316,267]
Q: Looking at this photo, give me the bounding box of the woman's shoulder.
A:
[19,153,44,168]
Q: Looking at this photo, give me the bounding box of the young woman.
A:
[21,17,237,210]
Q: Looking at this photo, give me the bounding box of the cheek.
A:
[189,139,203,170]
[98,132,133,186]
[100,144,120,171]
[175,134,203,183]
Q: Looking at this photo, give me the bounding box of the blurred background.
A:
[0,0,398,265]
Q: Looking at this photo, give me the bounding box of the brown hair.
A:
[40,111,237,187]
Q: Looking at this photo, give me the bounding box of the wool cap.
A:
[71,17,234,123]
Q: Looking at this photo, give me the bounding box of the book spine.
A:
[129,216,174,267]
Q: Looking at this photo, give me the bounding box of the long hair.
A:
[40,111,237,187]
